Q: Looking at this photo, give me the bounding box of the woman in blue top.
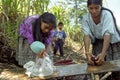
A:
[82,0,120,79]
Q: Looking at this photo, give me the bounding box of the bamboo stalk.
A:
[100,72,112,80]
[91,73,95,80]
[95,75,100,80]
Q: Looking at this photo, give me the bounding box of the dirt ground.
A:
[0,45,86,80]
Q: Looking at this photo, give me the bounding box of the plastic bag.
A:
[23,54,56,77]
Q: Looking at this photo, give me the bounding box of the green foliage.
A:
[0,22,19,48]
[49,6,70,24]
[49,0,85,44]
[0,0,50,49]
[66,0,87,26]
[64,25,84,43]
[32,0,50,14]
[0,0,86,49]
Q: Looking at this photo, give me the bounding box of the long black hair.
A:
[87,0,102,7]
[33,12,56,44]
[102,8,120,35]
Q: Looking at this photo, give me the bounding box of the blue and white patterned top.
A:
[54,30,66,39]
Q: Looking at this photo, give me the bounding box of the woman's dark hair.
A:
[87,0,103,7]
[33,12,56,44]
[102,8,120,35]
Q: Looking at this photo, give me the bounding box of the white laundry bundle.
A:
[23,41,56,77]
[23,54,56,77]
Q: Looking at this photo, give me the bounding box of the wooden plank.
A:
[53,60,120,78]
[55,63,87,77]
[35,63,87,79]
[87,60,120,74]
[32,60,120,79]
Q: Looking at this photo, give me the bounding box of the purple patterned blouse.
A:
[19,15,54,45]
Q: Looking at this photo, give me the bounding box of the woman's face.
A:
[41,21,53,33]
[88,4,102,18]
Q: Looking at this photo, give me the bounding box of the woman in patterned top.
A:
[82,0,120,79]
[16,12,56,66]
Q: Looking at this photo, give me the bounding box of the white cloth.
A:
[103,0,120,26]
[23,54,56,77]
[82,10,120,43]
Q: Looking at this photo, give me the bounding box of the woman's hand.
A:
[86,53,95,65]
[95,35,110,65]
[95,53,105,65]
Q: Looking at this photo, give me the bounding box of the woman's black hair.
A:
[87,0,103,7]
[33,12,56,44]
[102,8,120,35]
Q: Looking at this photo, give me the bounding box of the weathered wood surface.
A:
[44,60,120,79]
[1,60,120,80]
[33,63,87,79]
[87,60,120,74]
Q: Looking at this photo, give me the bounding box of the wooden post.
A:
[91,73,95,80]
[100,72,112,80]
[95,75,100,80]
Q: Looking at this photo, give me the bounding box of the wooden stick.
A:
[65,52,73,60]
[95,75,100,80]
[91,73,95,80]
[100,72,112,80]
